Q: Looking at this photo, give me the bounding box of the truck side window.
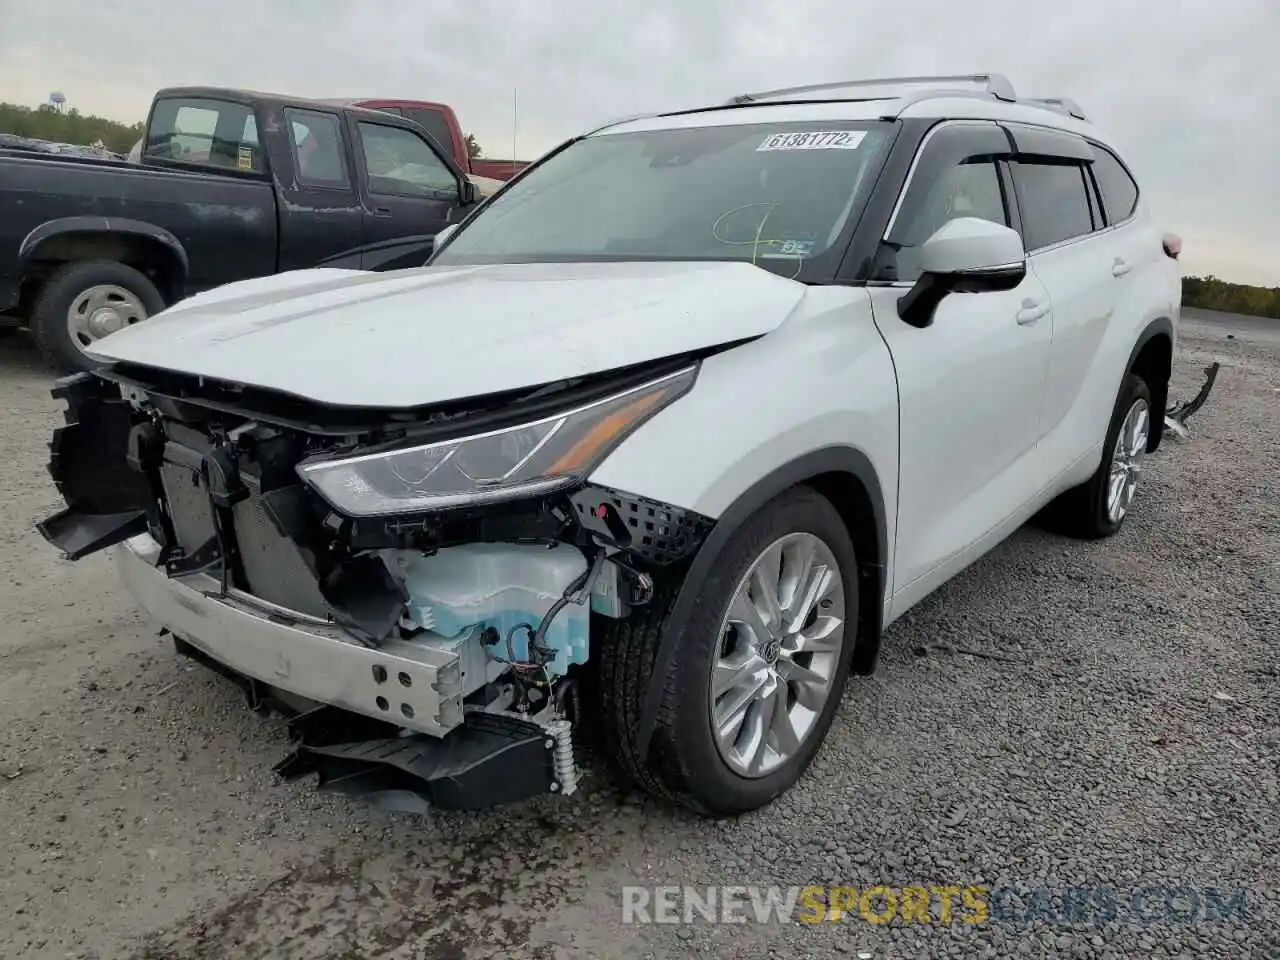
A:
[146,97,264,173]
[283,109,349,188]
[357,123,459,199]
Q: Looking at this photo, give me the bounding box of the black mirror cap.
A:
[897,261,1027,329]
[459,178,478,205]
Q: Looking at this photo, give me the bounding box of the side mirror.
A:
[432,223,459,253]
[897,217,1027,329]
[459,177,478,205]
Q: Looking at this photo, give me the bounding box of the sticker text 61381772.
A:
[756,130,867,152]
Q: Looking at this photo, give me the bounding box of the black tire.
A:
[596,486,859,816]
[1041,372,1153,540]
[31,260,165,373]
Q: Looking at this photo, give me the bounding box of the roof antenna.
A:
[512,87,519,161]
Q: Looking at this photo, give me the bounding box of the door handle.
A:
[1111,257,1131,277]
[372,206,393,218]
[1016,299,1050,325]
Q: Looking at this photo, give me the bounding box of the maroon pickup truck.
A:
[336,98,531,181]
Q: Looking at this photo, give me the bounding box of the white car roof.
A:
[594,75,1122,153]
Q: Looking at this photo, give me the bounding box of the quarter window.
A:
[1089,144,1140,224]
[1011,161,1094,251]
[357,123,458,198]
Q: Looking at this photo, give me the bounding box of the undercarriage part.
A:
[546,718,579,795]
[275,708,567,813]
[1164,361,1220,443]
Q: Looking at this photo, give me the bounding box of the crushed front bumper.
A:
[117,532,466,737]
[117,532,575,810]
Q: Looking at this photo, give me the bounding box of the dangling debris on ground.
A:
[1165,361,1221,442]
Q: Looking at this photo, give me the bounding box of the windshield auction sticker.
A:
[756,131,867,151]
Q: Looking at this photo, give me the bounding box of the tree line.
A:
[0,102,143,154]
[1181,275,1280,320]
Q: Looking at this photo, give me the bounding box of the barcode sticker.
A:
[757,130,867,151]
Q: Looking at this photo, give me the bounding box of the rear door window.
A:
[284,108,350,187]
[146,97,263,173]
[1011,161,1095,251]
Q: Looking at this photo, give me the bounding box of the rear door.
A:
[349,118,466,271]
[1002,124,1116,444]
[276,106,364,271]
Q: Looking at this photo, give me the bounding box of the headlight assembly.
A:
[297,365,697,517]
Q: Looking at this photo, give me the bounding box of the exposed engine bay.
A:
[38,357,715,813]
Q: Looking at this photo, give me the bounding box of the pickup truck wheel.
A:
[31,260,165,373]
[1043,372,1153,540]
[596,487,857,816]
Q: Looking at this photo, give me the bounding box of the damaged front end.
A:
[37,359,711,813]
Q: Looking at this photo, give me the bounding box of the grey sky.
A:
[2,0,1276,284]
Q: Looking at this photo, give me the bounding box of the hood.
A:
[88,261,807,409]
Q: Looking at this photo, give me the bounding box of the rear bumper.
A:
[116,533,465,737]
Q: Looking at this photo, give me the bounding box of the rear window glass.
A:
[405,108,456,157]
[146,97,263,173]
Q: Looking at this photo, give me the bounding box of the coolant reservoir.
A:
[389,543,590,676]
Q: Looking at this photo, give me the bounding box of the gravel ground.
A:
[0,312,1276,960]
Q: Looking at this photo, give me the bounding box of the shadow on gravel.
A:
[0,329,52,379]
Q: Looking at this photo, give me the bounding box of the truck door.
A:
[276,107,365,271]
[349,119,467,271]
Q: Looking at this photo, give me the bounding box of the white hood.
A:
[88,261,807,408]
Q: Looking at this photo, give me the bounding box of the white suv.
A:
[39,73,1181,817]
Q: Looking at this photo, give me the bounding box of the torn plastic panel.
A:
[37,373,154,559]
[275,709,567,813]
[1164,361,1220,443]
[570,484,715,565]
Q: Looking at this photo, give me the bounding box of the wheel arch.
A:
[634,445,888,763]
[19,217,190,304]
[1125,317,1173,453]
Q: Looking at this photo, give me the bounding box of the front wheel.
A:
[31,260,165,373]
[597,486,858,816]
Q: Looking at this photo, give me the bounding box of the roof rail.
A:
[584,112,659,136]
[1022,97,1088,121]
[727,72,1018,105]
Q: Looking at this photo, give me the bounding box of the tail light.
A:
[1162,233,1182,259]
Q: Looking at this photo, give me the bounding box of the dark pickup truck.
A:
[0,86,481,371]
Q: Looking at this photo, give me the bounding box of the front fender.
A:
[586,290,901,763]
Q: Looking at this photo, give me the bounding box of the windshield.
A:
[431,120,891,281]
